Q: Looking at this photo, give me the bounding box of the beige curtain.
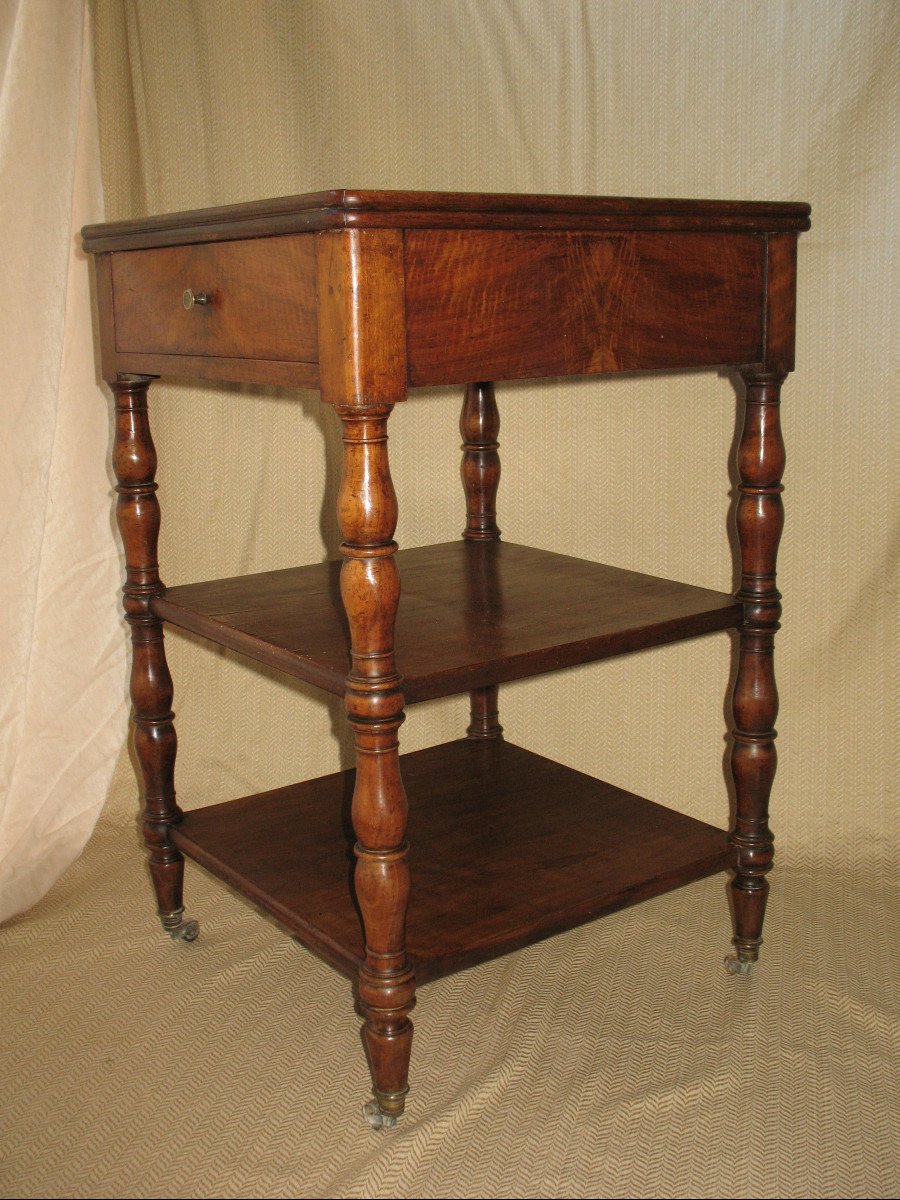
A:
[0,0,125,923]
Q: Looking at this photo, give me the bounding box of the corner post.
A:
[110,374,197,942]
[729,369,784,969]
[317,228,415,1127]
[460,382,503,740]
[727,233,797,972]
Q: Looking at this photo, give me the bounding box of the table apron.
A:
[404,229,766,385]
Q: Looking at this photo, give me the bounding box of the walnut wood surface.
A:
[460,382,504,739]
[316,230,407,406]
[151,541,742,703]
[110,377,185,926]
[406,231,765,383]
[171,739,733,984]
[728,371,785,963]
[466,683,503,740]
[83,191,808,1123]
[98,351,320,390]
[318,228,414,1118]
[460,382,501,542]
[111,235,318,362]
[85,197,810,396]
[763,234,799,374]
[83,189,811,252]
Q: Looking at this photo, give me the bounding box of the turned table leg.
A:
[460,382,503,740]
[111,375,197,943]
[336,402,415,1128]
[726,370,786,973]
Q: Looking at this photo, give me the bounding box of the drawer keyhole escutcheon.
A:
[182,288,212,309]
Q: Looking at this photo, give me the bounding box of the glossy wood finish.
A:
[88,194,810,393]
[111,376,190,936]
[729,371,784,963]
[316,229,407,407]
[171,738,733,984]
[724,229,797,966]
[460,382,504,739]
[406,231,765,384]
[317,228,413,1120]
[83,189,808,1124]
[94,239,319,390]
[460,382,501,542]
[763,234,799,374]
[466,684,503,740]
[82,189,811,252]
[151,542,743,702]
[111,235,318,362]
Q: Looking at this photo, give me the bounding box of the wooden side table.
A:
[83,191,810,1127]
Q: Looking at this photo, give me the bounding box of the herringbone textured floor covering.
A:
[2,774,897,1198]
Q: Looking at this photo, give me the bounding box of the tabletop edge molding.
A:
[82,189,812,251]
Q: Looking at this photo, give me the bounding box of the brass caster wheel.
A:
[173,918,200,942]
[724,953,754,976]
[161,911,200,942]
[363,1100,398,1130]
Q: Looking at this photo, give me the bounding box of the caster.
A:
[170,918,200,942]
[363,1100,398,1130]
[724,953,754,976]
[161,909,199,942]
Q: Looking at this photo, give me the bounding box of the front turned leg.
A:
[111,376,197,943]
[727,371,785,973]
[337,403,415,1128]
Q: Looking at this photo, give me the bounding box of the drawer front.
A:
[111,234,318,363]
[405,230,765,385]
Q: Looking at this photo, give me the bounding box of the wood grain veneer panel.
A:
[405,230,765,384]
[111,234,318,362]
[152,541,742,702]
[764,233,799,373]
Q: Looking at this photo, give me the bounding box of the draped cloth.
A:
[0,0,126,923]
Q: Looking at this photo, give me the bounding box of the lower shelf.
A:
[172,738,733,984]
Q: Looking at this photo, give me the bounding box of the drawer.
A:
[110,234,318,363]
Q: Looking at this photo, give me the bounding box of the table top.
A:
[82,189,811,252]
[83,189,809,390]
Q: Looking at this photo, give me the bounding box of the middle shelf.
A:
[152,540,741,703]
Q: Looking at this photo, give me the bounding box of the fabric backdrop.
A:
[0,0,125,922]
